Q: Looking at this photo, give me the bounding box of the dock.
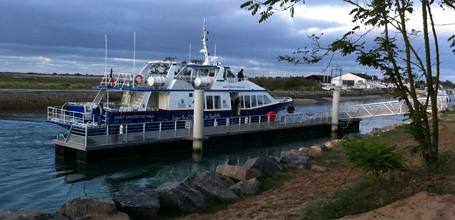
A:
[53,114,359,161]
[52,95,450,162]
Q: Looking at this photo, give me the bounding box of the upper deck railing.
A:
[54,112,330,150]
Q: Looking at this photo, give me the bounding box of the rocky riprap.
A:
[1,143,349,220]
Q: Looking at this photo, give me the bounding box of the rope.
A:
[339,118,351,129]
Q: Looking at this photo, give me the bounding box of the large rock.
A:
[182,171,238,200]
[324,139,343,149]
[57,197,129,220]
[299,147,322,157]
[156,182,206,212]
[243,156,283,177]
[229,178,261,196]
[0,210,68,220]
[113,186,160,220]
[216,165,257,181]
[280,149,310,169]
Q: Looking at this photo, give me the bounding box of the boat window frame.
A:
[251,95,257,107]
[244,95,251,108]
[214,95,221,109]
[263,95,272,104]
[258,95,263,106]
[206,95,214,109]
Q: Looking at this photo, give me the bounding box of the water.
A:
[1,96,452,212]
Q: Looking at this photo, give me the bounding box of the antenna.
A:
[105,34,107,75]
[267,51,270,78]
[189,44,191,63]
[133,32,136,75]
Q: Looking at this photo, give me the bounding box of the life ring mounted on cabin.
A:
[134,75,144,85]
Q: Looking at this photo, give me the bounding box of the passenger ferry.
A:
[47,24,292,131]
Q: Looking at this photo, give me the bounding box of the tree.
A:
[242,0,455,167]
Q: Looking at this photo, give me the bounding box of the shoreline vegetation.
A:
[0,73,393,109]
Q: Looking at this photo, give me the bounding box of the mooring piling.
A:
[192,89,204,152]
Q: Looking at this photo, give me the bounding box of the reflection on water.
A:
[0,95,453,212]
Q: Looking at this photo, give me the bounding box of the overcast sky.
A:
[1,0,454,80]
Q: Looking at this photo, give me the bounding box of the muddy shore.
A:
[0,89,391,109]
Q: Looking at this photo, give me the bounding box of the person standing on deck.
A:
[287,103,295,113]
[94,103,106,125]
[237,69,244,82]
[233,97,241,116]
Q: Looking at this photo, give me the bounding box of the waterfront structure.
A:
[46,24,291,134]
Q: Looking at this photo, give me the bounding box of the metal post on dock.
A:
[331,90,340,132]
[193,89,204,152]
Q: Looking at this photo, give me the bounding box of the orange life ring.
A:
[134,75,143,84]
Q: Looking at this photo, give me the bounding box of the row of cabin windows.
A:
[205,95,222,110]
[241,95,272,108]
[204,94,272,110]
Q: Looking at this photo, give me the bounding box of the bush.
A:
[341,139,406,174]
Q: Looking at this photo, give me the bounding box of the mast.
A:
[200,19,209,65]
[199,19,218,65]
[105,34,107,75]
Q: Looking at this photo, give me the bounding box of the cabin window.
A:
[206,96,213,109]
[225,69,235,78]
[258,95,263,106]
[263,95,272,104]
[214,96,221,109]
[189,93,193,97]
[245,95,251,108]
[209,69,216,77]
[199,69,209,77]
[241,96,244,108]
[251,95,257,107]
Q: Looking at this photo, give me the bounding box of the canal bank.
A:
[0,89,391,109]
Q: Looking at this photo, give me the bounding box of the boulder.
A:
[57,197,129,220]
[215,173,237,188]
[310,144,328,151]
[182,171,238,200]
[243,156,283,177]
[113,186,160,220]
[324,139,342,149]
[229,178,261,196]
[280,149,310,169]
[298,147,322,157]
[0,210,68,220]
[216,165,257,181]
[156,182,206,212]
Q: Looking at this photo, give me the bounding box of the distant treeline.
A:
[249,77,322,91]
[0,71,99,77]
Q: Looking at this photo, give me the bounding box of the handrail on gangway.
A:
[339,95,450,119]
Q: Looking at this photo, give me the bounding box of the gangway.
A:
[339,96,450,119]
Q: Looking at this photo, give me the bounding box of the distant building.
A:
[331,73,382,89]
[305,75,332,84]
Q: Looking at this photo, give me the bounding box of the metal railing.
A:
[59,112,330,149]
[339,96,450,119]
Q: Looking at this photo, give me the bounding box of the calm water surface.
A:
[1,96,453,212]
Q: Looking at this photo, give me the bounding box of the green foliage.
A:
[301,173,413,220]
[341,139,406,174]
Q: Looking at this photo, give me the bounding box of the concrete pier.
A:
[192,90,204,152]
[331,90,340,132]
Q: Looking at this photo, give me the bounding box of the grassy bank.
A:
[176,110,455,219]
[0,73,100,90]
[295,111,455,219]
